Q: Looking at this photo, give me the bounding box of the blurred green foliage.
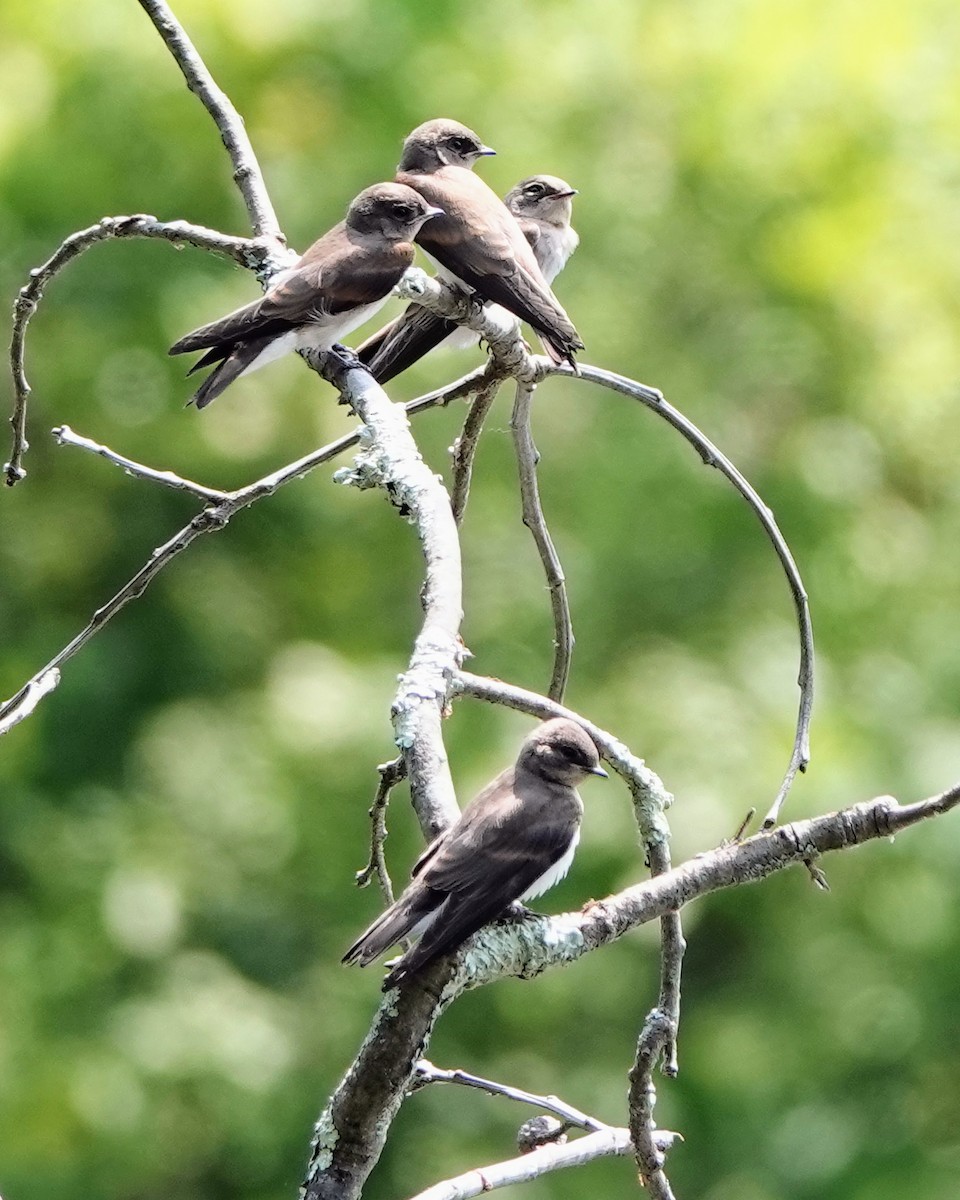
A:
[2,1,960,1197]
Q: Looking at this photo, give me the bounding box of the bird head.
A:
[399,118,496,172]
[505,175,578,227]
[520,718,607,786]
[347,183,444,241]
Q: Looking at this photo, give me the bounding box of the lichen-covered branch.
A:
[454,780,960,988]
[316,349,463,840]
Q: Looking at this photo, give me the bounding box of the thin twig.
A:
[405,1128,673,1200]
[136,0,284,242]
[0,669,60,737]
[552,362,815,826]
[628,1011,678,1200]
[5,214,273,486]
[53,425,229,502]
[510,382,573,703]
[450,381,502,526]
[355,756,407,904]
[412,1060,609,1132]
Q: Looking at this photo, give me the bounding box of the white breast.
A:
[521,828,581,901]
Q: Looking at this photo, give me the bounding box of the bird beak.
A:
[556,188,578,198]
[477,145,497,157]
[424,205,445,219]
[589,765,609,778]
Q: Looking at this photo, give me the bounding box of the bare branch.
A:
[510,382,573,702]
[551,362,815,824]
[394,270,548,386]
[5,213,276,486]
[0,669,60,737]
[355,756,406,904]
[405,1128,635,1200]
[304,961,460,1200]
[412,1059,610,1133]
[136,0,284,242]
[450,381,502,526]
[53,424,229,502]
[628,1010,678,1200]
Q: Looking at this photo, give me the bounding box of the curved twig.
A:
[552,362,814,826]
[136,0,284,242]
[412,1060,610,1133]
[510,382,573,702]
[5,214,274,486]
[355,756,406,904]
[450,380,503,526]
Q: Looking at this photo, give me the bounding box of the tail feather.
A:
[187,335,274,409]
[357,306,459,384]
[342,888,439,968]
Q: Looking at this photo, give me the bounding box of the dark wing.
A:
[170,225,411,355]
[399,168,582,365]
[418,769,576,898]
[356,305,461,383]
[341,881,440,968]
[381,782,577,990]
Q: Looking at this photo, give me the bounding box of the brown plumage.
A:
[343,719,606,990]
[168,183,442,408]
[358,164,580,384]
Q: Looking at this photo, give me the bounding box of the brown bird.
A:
[343,718,606,990]
[355,120,582,384]
[358,172,580,382]
[168,183,443,408]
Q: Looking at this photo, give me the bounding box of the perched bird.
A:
[168,183,443,408]
[343,718,607,990]
[505,174,579,285]
[358,173,580,382]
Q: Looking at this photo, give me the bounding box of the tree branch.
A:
[450,380,502,526]
[354,756,406,904]
[53,424,229,502]
[315,349,463,841]
[510,381,573,702]
[5,213,278,486]
[411,1059,610,1133]
[548,361,815,826]
[454,781,960,988]
[136,0,284,242]
[405,1128,636,1200]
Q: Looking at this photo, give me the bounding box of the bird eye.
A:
[450,136,475,154]
[391,203,414,219]
[524,183,546,198]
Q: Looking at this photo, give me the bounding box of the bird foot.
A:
[500,901,537,925]
[327,343,366,372]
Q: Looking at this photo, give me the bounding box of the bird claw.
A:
[501,901,537,925]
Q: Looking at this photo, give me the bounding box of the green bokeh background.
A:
[2,1,960,1197]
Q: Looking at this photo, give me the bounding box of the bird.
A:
[168,183,443,408]
[342,718,607,990]
[355,119,583,385]
[357,173,579,382]
[505,174,579,286]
